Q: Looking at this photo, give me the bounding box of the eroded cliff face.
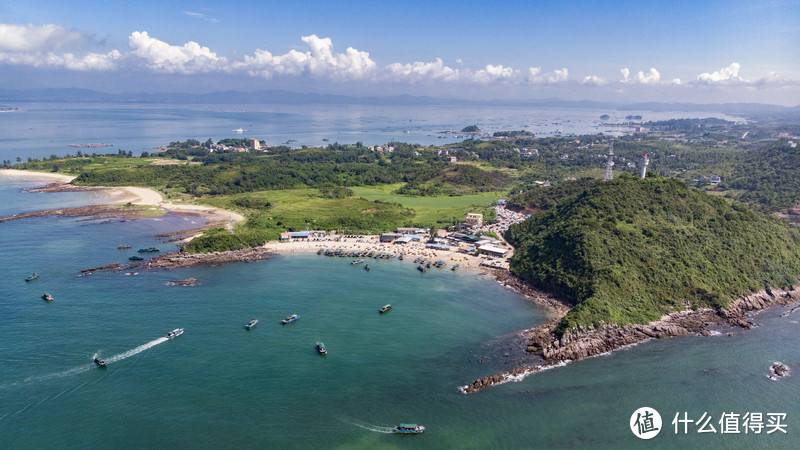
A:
[463,285,800,394]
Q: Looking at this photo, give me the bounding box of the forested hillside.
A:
[505,175,800,336]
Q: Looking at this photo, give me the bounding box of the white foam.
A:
[105,337,168,363]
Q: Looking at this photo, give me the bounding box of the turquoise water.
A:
[2,178,799,448]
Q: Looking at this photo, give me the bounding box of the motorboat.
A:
[42,293,54,301]
[94,357,107,367]
[245,319,259,330]
[317,342,327,355]
[393,424,425,434]
[281,314,299,324]
[117,245,131,249]
[129,255,144,260]
[166,328,184,339]
[379,304,392,313]
[25,273,39,281]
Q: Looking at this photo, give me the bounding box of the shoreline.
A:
[461,284,800,394]
[0,168,245,231]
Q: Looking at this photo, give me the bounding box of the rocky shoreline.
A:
[462,284,800,394]
[125,247,274,271]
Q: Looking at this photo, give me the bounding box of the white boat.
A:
[233,128,246,133]
[166,328,184,339]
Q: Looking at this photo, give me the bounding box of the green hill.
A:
[505,175,800,336]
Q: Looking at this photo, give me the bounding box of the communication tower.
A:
[603,141,615,181]
[640,153,649,179]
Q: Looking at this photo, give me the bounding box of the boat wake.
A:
[19,337,169,384]
[104,337,168,364]
[336,415,395,434]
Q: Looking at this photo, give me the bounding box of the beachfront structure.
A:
[248,138,260,150]
[396,227,426,235]
[280,230,326,240]
[478,244,508,257]
[380,233,403,243]
[465,213,483,227]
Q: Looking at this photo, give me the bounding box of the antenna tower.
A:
[603,141,615,181]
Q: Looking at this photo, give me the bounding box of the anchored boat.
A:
[379,304,392,313]
[316,342,327,355]
[25,273,39,281]
[281,314,299,324]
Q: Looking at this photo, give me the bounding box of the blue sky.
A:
[1,0,798,104]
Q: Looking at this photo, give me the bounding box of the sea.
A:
[1,103,798,448]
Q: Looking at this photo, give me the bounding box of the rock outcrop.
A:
[463,285,800,394]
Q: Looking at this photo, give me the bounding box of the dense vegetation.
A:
[506,175,800,336]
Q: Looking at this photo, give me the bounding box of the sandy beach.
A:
[0,168,244,227]
[260,236,496,274]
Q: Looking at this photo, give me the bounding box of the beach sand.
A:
[0,168,244,227]
[260,236,497,274]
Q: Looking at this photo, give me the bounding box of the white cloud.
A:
[385,57,460,82]
[183,11,221,23]
[620,68,630,82]
[0,23,96,52]
[697,62,743,83]
[582,75,606,85]
[548,68,569,83]
[635,68,661,84]
[128,31,227,74]
[0,50,121,71]
[234,34,377,81]
[473,64,517,84]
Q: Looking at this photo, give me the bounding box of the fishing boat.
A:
[398,254,404,261]
[138,247,159,253]
[316,342,327,355]
[281,314,299,324]
[351,259,364,265]
[166,328,184,339]
[364,264,371,271]
[379,304,392,313]
[417,265,426,272]
[317,249,324,255]
[42,293,53,301]
[25,273,39,281]
[245,319,259,330]
[451,264,460,271]
[94,357,107,367]
[117,245,131,249]
[129,255,144,260]
[393,424,425,434]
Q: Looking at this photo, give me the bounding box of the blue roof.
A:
[290,231,310,237]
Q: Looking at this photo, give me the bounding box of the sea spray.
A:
[105,337,168,364]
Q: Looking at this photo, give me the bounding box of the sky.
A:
[0,0,798,105]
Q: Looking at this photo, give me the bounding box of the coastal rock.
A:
[167,277,198,286]
[128,247,272,271]
[771,362,790,378]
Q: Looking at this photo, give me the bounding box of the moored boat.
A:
[364,264,370,271]
[316,342,327,354]
[351,259,364,265]
[379,304,392,313]
[417,265,426,272]
[166,328,184,339]
[138,247,160,253]
[42,293,53,301]
[25,273,39,281]
[117,245,131,249]
[393,424,425,434]
[245,319,259,329]
[281,314,299,324]
[94,357,107,367]
[129,255,144,260]
[451,264,460,271]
